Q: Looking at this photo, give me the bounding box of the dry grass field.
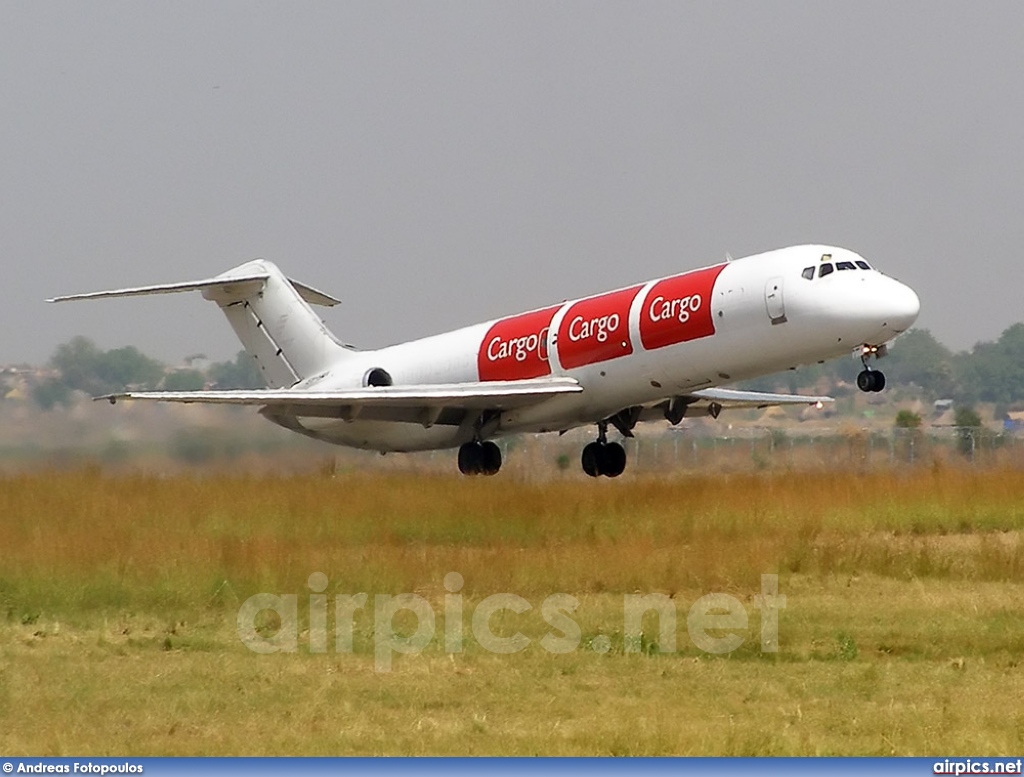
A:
[2,467,1024,755]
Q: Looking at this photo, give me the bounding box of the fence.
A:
[361,425,1024,478]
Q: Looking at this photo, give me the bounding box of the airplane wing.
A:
[97,377,582,417]
[97,377,824,430]
[635,387,832,426]
[686,387,833,409]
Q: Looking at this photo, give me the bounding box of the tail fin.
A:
[49,259,354,388]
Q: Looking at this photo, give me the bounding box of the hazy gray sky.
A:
[3,2,1022,365]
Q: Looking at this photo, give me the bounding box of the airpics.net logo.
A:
[236,573,786,672]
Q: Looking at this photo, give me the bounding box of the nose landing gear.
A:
[857,344,887,393]
[581,421,627,478]
[856,369,886,393]
[457,440,502,476]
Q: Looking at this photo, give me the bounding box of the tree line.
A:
[13,321,1024,410]
[715,322,1024,408]
[26,336,263,409]
[845,324,1024,406]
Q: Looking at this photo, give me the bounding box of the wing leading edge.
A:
[687,387,833,409]
[97,376,583,411]
[634,387,832,426]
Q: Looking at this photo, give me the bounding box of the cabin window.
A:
[801,267,815,280]
[819,263,834,278]
[855,260,871,270]
[836,261,856,271]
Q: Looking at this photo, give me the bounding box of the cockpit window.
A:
[819,263,834,278]
[836,261,856,271]
[801,267,815,280]
[855,260,871,270]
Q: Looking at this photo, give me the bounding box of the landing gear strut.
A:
[581,421,627,478]
[457,440,502,476]
[856,345,887,393]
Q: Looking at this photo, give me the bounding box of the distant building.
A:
[1005,411,1024,432]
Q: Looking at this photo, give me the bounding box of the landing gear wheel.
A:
[856,370,872,392]
[458,441,502,476]
[857,369,886,393]
[458,442,482,475]
[480,441,502,476]
[602,442,626,478]
[580,441,627,478]
[581,442,602,477]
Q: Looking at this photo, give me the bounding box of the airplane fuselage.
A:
[283,245,919,451]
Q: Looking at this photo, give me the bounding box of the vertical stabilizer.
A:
[49,259,354,389]
[204,260,351,387]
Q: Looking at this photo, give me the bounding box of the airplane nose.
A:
[886,280,920,333]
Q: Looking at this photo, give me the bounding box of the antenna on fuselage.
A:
[725,252,734,262]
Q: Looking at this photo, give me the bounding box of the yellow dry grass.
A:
[1,467,1024,754]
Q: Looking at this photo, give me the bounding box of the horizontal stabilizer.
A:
[47,273,269,303]
[97,376,583,411]
[48,271,340,307]
[286,279,341,307]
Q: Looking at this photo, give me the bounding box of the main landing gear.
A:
[581,421,627,478]
[458,440,502,476]
[857,344,887,393]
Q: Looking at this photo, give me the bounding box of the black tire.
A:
[856,370,874,393]
[480,441,502,475]
[581,442,602,477]
[871,370,886,392]
[457,442,481,475]
[602,441,627,478]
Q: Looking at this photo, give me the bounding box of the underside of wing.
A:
[686,387,833,409]
[98,377,582,425]
[634,387,833,426]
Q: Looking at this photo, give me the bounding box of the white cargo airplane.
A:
[50,245,919,477]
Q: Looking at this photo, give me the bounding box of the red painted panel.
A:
[639,265,726,351]
[477,305,560,381]
[557,286,642,370]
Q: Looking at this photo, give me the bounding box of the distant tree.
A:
[894,410,922,429]
[49,336,107,396]
[883,329,957,398]
[954,406,982,428]
[49,336,164,396]
[31,378,72,410]
[954,406,983,457]
[956,324,1024,405]
[97,345,164,390]
[162,369,206,391]
[207,351,264,389]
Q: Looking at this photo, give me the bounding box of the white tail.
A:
[207,260,353,387]
[49,259,355,388]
